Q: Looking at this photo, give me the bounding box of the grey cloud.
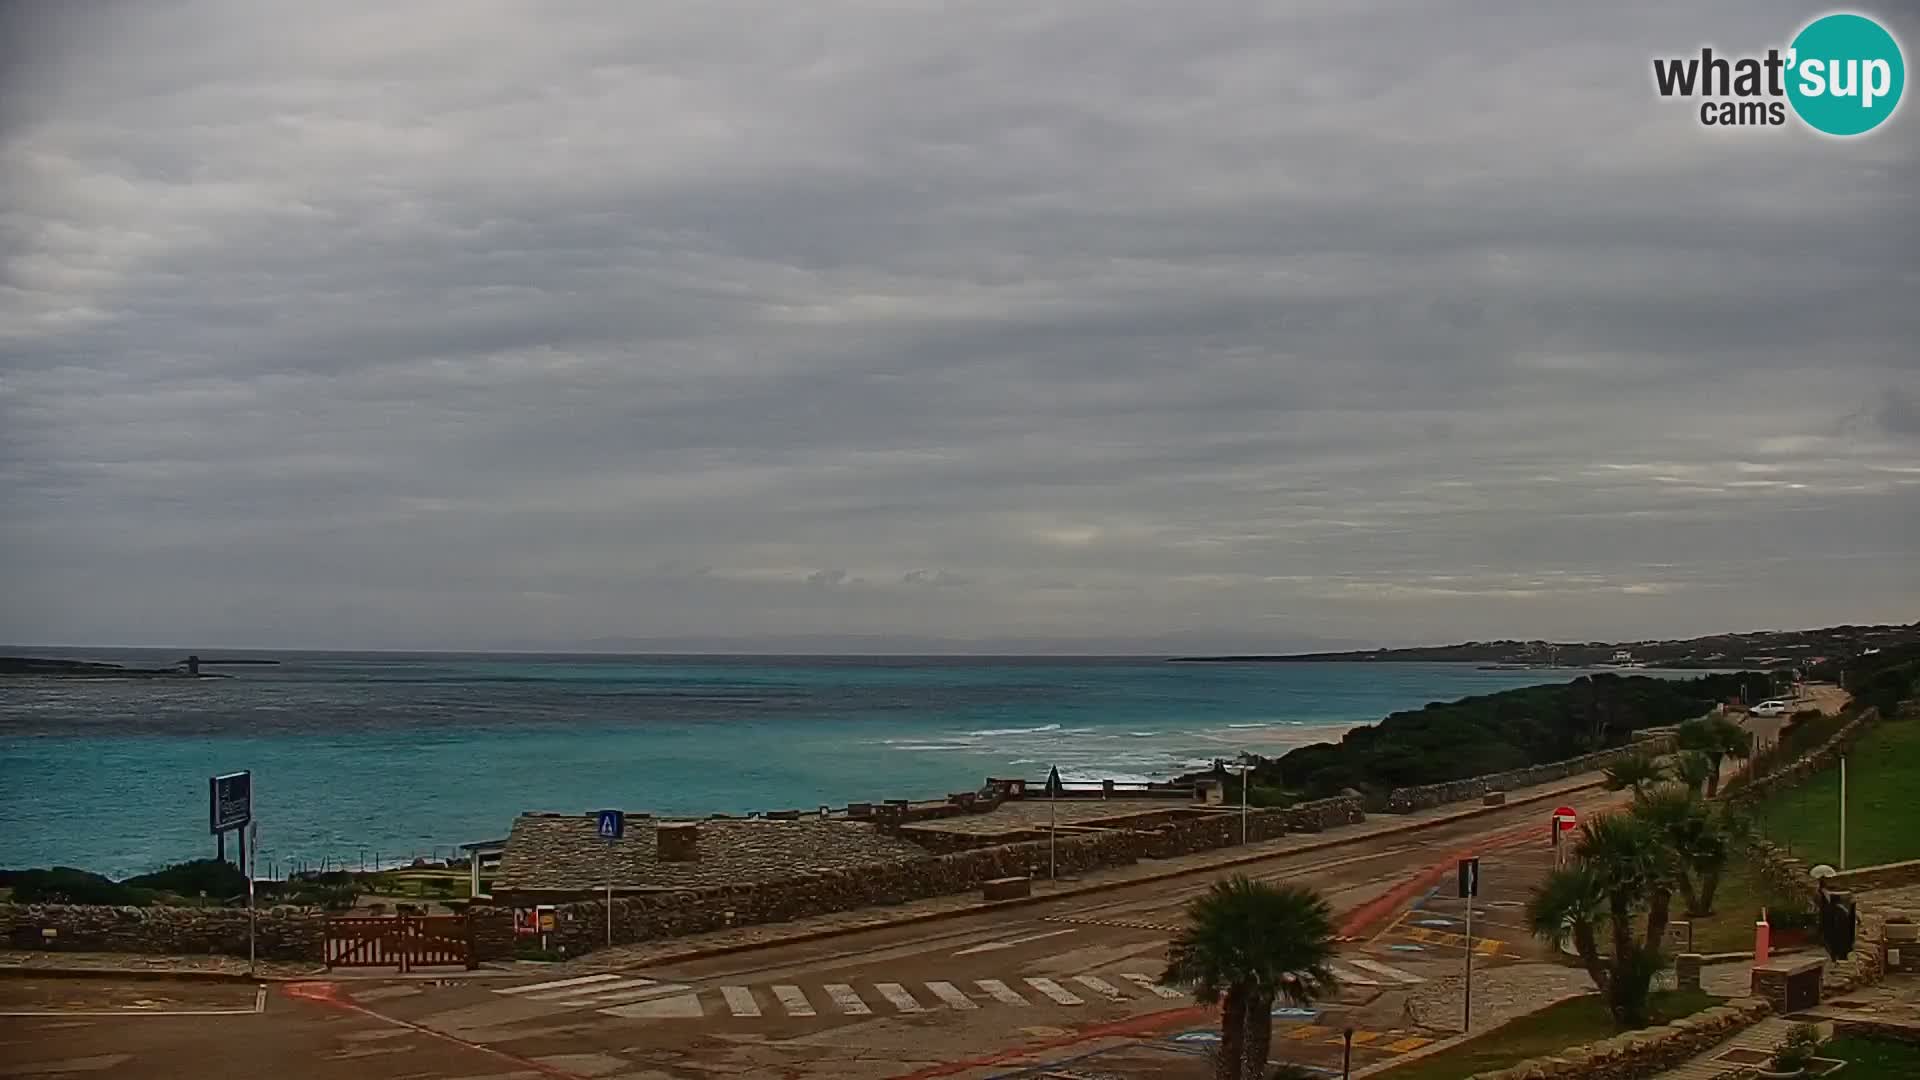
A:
[2,0,1916,651]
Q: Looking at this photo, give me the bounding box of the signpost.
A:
[1459,857,1480,1032]
[209,771,252,863]
[596,810,624,949]
[1550,806,1578,869]
[1045,767,1063,880]
[246,820,258,976]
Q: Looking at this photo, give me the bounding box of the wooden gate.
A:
[326,914,475,971]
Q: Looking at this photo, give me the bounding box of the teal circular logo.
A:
[1787,13,1905,136]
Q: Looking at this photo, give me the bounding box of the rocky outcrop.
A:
[1467,997,1774,1080]
[1386,737,1678,813]
[0,902,327,960]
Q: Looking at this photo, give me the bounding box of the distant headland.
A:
[1170,620,1920,669]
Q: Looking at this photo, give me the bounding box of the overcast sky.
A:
[2,1,1915,653]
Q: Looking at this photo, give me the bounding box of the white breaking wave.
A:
[966,723,1062,737]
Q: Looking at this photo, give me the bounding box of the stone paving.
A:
[1404,962,1597,1034]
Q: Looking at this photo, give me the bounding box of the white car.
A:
[1749,700,1789,717]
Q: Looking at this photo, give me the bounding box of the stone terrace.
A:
[493,814,928,894]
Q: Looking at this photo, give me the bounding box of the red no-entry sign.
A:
[1551,806,1578,843]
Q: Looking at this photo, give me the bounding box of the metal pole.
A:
[1343,1028,1354,1080]
[1049,778,1057,880]
[1463,897,1473,1032]
[1240,764,1249,845]
[1839,754,1847,871]
[606,839,615,949]
[247,821,258,977]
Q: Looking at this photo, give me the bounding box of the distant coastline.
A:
[1169,621,1919,670]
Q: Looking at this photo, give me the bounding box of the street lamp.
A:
[1234,756,1251,844]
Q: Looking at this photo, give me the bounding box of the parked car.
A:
[1749,700,1789,717]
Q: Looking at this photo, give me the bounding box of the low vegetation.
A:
[1370,991,1721,1080]
[1751,717,1920,868]
[1202,671,1786,804]
[1819,1034,1920,1080]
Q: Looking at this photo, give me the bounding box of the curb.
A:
[604,775,1607,970]
[0,964,310,985]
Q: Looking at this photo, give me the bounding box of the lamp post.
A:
[1839,753,1847,871]
[1237,759,1250,844]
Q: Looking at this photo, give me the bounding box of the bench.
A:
[983,876,1032,902]
[1482,791,1506,807]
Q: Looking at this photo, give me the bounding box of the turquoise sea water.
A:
[0,650,1622,877]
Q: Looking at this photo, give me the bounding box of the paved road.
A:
[1,789,1629,1080]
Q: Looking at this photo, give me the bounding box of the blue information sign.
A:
[596,809,625,840]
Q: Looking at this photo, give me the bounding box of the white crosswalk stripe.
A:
[721,986,760,1017]
[976,979,1031,1006]
[926,981,978,1010]
[875,982,926,1013]
[823,984,872,1015]
[772,984,815,1017]
[1348,958,1424,984]
[1024,977,1084,1005]
[495,973,621,996]
[578,982,692,1007]
[531,977,660,1002]
[1073,975,1128,1002]
[1328,962,1381,987]
[1120,973,1185,999]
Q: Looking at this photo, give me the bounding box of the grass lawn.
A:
[1371,991,1722,1080]
[1751,718,1920,868]
[1685,853,1812,954]
[1819,1035,1920,1079]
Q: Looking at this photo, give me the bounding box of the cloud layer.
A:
[3,1,1916,651]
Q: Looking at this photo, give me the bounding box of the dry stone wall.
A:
[1466,997,1774,1080]
[539,830,1142,954]
[0,902,327,960]
[1386,736,1679,813]
[1726,707,1883,810]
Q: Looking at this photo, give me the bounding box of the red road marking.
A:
[281,982,584,1079]
[1336,821,1540,939]
[890,1002,1212,1080]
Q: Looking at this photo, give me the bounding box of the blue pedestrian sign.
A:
[596,809,625,840]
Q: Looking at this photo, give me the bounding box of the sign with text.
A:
[1458,857,1480,899]
[209,771,252,834]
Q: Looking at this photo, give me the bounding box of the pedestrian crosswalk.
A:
[493,971,1186,1019]
[491,958,1423,1022]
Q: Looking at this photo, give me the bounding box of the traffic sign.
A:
[596,809,625,840]
[209,771,252,834]
[1458,857,1480,899]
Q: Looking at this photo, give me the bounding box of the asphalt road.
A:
[0,788,1627,1080]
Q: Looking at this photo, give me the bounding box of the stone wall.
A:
[540,830,1143,954]
[1828,858,1920,893]
[1467,997,1774,1080]
[0,902,328,961]
[1726,707,1882,810]
[1386,736,1679,814]
[468,905,515,961]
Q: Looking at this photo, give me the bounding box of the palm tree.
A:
[1671,750,1715,798]
[1602,754,1668,799]
[1524,814,1677,1027]
[1165,876,1337,1080]
[1676,716,1754,797]
[1634,787,1736,917]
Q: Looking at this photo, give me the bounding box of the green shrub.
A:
[10,867,155,907]
[124,859,246,899]
[1771,1022,1823,1072]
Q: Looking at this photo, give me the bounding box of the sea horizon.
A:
[1,651,1677,879]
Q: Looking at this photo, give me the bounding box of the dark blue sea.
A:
[0,651,1619,877]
